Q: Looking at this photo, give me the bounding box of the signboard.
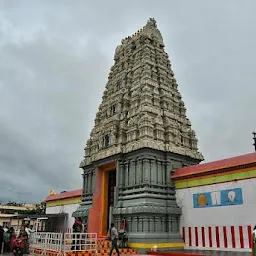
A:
[193,188,243,208]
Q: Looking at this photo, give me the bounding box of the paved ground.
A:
[171,250,251,255]
[2,250,252,256]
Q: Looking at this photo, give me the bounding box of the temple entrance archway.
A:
[87,162,116,237]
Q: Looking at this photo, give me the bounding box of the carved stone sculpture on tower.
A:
[80,19,203,168]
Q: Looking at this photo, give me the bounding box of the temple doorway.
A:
[106,170,116,233]
[86,162,116,236]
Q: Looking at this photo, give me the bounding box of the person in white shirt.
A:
[25,224,35,254]
[109,223,120,256]
[253,225,256,256]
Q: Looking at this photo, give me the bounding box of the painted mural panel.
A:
[193,188,243,208]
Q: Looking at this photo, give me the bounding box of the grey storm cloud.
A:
[0,0,256,202]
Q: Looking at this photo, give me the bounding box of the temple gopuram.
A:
[73,18,204,251]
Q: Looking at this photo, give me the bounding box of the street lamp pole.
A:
[253,131,256,152]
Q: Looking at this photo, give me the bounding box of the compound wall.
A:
[46,202,80,231]
[175,173,256,251]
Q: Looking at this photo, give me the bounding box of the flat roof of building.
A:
[172,152,256,179]
[11,213,68,219]
[45,189,82,202]
[0,214,16,218]
[0,204,36,211]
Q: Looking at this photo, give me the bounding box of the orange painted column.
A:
[87,168,108,237]
[87,162,115,237]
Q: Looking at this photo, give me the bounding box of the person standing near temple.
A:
[0,226,4,254]
[253,226,256,256]
[71,218,83,250]
[9,227,17,253]
[109,223,120,256]
[25,224,35,254]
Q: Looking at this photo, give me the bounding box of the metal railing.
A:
[30,232,98,256]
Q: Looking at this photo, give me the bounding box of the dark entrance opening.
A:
[107,170,116,231]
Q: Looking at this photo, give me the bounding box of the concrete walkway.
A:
[170,250,251,255]
[148,250,252,256]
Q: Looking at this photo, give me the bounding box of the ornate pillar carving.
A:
[175,217,180,232]
[143,217,149,232]
[162,161,166,185]
[127,217,132,232]
[92,169,96,193]
[125,162,129,187]
[138,217,143,232]
[85,172,88,195]
[88,170,92,195]
[130,160,136,185]
[170,217,174,232]
[133,159,137,185]
[82,172,86,195]
[115,216,121,231]
[116,160,120,188]
[155,217,160,232]
[143,158,150,185]
[157,161,162,185]
[138,159,143,185]
[167,217,171,232]
[166,161,171,185]
[149,217,154,232]
[151,159,157,184]
[119,163,124,188]
[134,217,138,232]
[161,217,165,232]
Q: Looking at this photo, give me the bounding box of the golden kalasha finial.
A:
[50,189,56,195]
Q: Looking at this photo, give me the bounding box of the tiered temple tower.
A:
[74,18,204,251]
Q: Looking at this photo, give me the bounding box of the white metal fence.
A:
[30,232,98,256]
[30,232,49,255]
[63,233,97,254]
[30,232,63,256]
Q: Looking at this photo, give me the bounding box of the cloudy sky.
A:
[0,0,255,203]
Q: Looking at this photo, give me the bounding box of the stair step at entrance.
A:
[97,240,111,248]
[65,253,137,256]
[98,254,135,256]
[97,240,131,250]
[97,249,136,253]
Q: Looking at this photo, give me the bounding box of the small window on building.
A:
[110,104,116,115]
[103,134,110,148]
[116,80,121,91]
[180,130,183,145]
[3,222,10,228]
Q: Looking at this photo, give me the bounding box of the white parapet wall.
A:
[46,203,80,231]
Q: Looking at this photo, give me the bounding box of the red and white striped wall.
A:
[181,225,253,252]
